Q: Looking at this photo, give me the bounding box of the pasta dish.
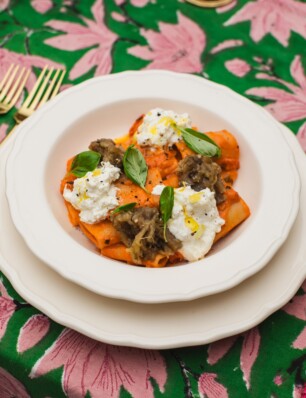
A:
[60,108,250,267]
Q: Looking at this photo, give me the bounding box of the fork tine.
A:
[0,65,19,102]
[21,65,48,109]
[9,68,31,107]
[28,67,54,111]
[38,68,60,108]
[0,64,14,91]
[4,67,26,104]
[50,69,66,99]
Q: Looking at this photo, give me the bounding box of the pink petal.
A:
[240,327,261,390]
[301,280,306,292]
[0,367,30,398]
[217,0,237,13]
[293,385,303,398]
[45,32,100,51]
[225,58,251,77]
[0,0,9,11]
[225,0,306,47]
[131,0,150,6]
[297,122,306,152]
[31,329,167,398]
[291,55,306,91]
[0,280,11,300]
[0,280,16,341]
[0,123,8,144]
[207,336,238,365]
[31,0,52,13]
[210,39,243,54]
[135,12,205,74]
[266,100,306,122]
[46,20,91,35]
[0,297,15,340]
[17,315,50,353]
[111,11,126,22]
[94,47,113,76]
[274,375,283,386]
[69,48,99,80]
[283,294,306,320]
[91,0,104,25]
[292,326,306,350]
[198,373,228,398]
[114,0,125,4]
[128,45,154,61]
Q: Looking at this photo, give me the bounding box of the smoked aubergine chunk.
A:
[111,207,182,263]
[177,154,225,204]
[89,138,124,169]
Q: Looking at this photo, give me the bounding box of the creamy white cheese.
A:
[136,108,192,147]
[152,184,225,262]
[63,161,120,224]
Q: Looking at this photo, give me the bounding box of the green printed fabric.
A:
[0,0,306,396]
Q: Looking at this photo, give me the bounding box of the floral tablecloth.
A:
[1,0,306,397]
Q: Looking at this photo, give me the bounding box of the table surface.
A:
[1,0,306,397]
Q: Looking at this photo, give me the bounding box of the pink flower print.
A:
[247,56,306,123]
[17,314,50,353]
[297,122,306,152]
[114,0,150,5]
[0,48,62,93]
[31,0,52,13]
[210,39,243,54]
[283,294,306,320]
[292,326,306,350]
[207,336,237,365]
[128,12,205,73]
[0,123,8,144]
[240,327,260,390]
[45,0,118,80]
[0,367,30,398]
[131,0,150,6]
[207,327,260,390]
[217,0,237,13]
[0,279,16,341]
[293,384,306,398]
[225,58,251,77]
[198,373,228,398]
[0,0,9,11]
[274,375,284,386]
[30,329,167,398]
[111,11,127,22]
[225,0,306,47]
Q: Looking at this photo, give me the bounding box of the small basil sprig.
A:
[160,186,174,242]
[112,202,137,214]
[123,145,149,193]
[70,150,101,177]
[177,127,221,158]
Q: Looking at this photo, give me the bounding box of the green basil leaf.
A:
[123,145,149,192]
[178,127,221,158]
[160,186,174,242]
[113,202,137,214]
[71,151,101,177]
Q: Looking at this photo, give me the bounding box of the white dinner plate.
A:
[0,123,305,349]
[5,72,300,303]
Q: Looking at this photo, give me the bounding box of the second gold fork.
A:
[14,65,66,124]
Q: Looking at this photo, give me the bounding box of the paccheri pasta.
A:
[60,108,250,267]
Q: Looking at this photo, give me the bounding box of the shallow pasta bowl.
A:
[5,71,300,303]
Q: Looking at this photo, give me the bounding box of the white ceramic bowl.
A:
[5,71,300,303]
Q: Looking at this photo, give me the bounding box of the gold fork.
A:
[0,64,31,114]
[14,65,66,124]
